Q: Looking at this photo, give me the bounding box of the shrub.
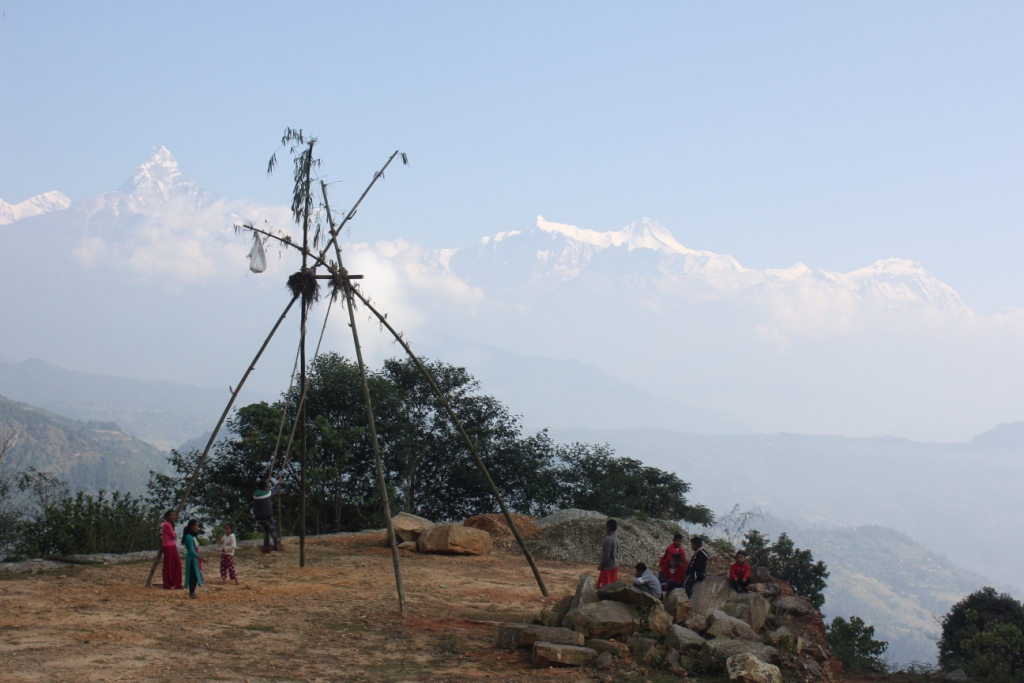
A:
[827,615,888,671]
[743,529,829,608]
[939,587,1024,683]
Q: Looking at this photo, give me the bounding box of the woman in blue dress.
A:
[183,519,204,599]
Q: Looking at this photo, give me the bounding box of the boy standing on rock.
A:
[597,519,619,588]
[683,536,709,598]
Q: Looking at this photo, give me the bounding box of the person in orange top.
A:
[659,533,688,593]
[729,551,751,593]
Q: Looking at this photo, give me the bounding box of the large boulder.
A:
[534,509,606,529]
[685,614,709,633]
[703,639,779,665]
[723,593,771,632]
[532,643,599,667]
[727,653,783,683]
[664,625,706,653]
[666,588,691,623]
[497,623,530,650]
[585,638,630,659]
[416,523,492,555]
[689,573,733,617]
[562,574,600,628]
[391,511,433,543]
[597,580,662,609]
[569,600,638,639]
[706,610,758,640]
[774,595,816,617]
[515,625,585,648]
[648,606,673,636]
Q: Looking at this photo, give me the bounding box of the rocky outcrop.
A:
[648,606,672,636]
[703,639,780,664]
[774,595,816,617]
[561,574,599,628]
[727,653,783,683]
[706,610,758,640]
[569,600,637,639]
[689,573,733,616]
[666,587,690,622]
[723,592,770,631]
[416,523,492,555]
[664,624,706,652]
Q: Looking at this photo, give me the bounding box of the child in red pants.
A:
[218,523,239,584]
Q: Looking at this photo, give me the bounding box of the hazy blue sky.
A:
[2,2,1023,310]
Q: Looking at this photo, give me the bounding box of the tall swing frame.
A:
[145,133,548,612]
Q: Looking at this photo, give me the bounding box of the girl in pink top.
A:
[161,510,183,590]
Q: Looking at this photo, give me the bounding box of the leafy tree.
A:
[744,530,829,608]
[827,616,889,671]
[150,354,709,537]
[552,439,713,524]
[939,587,1024,682]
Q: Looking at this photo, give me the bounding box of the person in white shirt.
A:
[218,523,239,585]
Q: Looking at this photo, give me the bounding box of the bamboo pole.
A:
[321,182,406,615]
[298,139,314,568]
[349,288,549,597]
[146,293,299,587]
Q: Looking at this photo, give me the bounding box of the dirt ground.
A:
[0,532,610,683]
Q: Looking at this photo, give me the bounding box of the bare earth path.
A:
[0,532,597,683]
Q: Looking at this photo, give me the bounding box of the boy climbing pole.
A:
[253,478,282,553]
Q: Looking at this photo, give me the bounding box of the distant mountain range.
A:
[552,425,1024,593]
[0,394,167,494]
[3,148,1024,441]
[748,516,1006,666]
[0,358,269,451]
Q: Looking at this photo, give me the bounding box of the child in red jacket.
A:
[659,533,688,594]
[729,551,751,593]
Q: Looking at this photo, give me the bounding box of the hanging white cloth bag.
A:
[248,234,267,273]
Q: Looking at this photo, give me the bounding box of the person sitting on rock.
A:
[729,551,751,593]
[659,532,688,593]
[683,536,709,599]
[632,562,662,599]
[597,519,619,588]
[253,478,282,553]
[663,552,686,595]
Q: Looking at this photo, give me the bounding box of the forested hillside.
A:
[0,395,167,494]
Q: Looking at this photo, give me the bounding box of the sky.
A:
[2,2,1023,313]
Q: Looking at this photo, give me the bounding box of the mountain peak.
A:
[0,190,72,225]
[535,215,690,255]
[116,146,213,205]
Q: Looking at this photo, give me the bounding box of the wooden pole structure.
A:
[321,184,406,615]
[298,139,315,568]
[350,288,549,597]
[146,292,299,587]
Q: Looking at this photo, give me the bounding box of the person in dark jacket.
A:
[683,536,709,598]
[597,519,619,588]
[253,479,281,552]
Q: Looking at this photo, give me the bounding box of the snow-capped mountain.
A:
[429,215,966,313]
[0,190,71,225]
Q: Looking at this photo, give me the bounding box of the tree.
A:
[827,616,889,671]
[939,587,1024,682]
[743,530,829,608]
[0,428,21,559]
[552,439,713,524]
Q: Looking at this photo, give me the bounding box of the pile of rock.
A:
[528,516,688,568]
[496,568,841,681]
[390,512,493,555]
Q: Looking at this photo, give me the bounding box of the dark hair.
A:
[735,551,746,558]
[223,523,233,532]
[691,536,703,547]
[673,533,684,542]
[635,562,647,573]
[184,519,200,537]
[606,519,617,532]
[163,510,175,522]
